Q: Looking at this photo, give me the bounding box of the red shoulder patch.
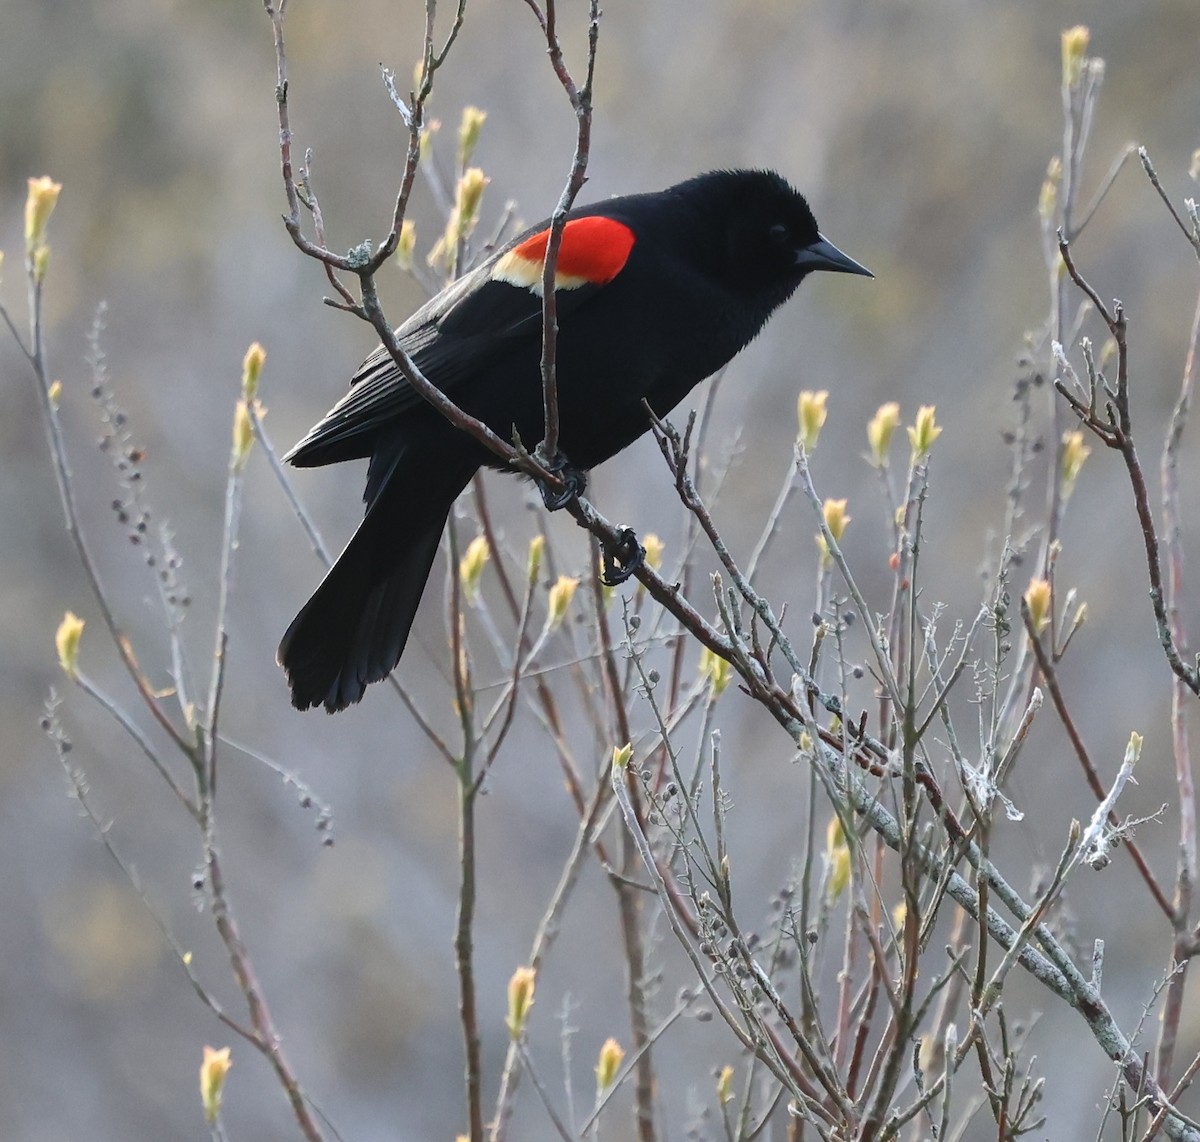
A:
[492,216,635,293]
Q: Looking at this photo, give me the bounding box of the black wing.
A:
[284,233,608,467]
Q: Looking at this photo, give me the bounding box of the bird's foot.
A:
[536,454,588,512]
[601,527,645,587]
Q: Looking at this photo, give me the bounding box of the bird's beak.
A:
[796,234,873,278]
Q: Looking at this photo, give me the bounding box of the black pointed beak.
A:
[796,234,873,278]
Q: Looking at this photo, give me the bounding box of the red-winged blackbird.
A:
[279,169,870,712]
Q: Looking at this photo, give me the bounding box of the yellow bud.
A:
[612,742,633,770]
[55,611,85,679]
[823,498,850,543]
[716,1064,735,1105]
[427,168,489,274]
[698,645,733,697]
[1061,25,1090,90]
[826,839,851,903]
[25,176,62,256]
[916,1034,937,1076]
[1024,578,1052,633]
[866,401,900,467]
[595,1037,624,1091]
[232,400,255,470]
[241,342,266,401]
[506,966,536,1039]
[798,731,813,753]
[425,235,449,272]
[1126,731,1143,766]
[816,499,850,568]
[418,119,437,162]
[459,535,490,603]
[907,405,942,462]
[1039,157,1062,222]
[1074,602,1088,627]
[891,901,907,930]
[457,105,488,168]
[1060,429,1091,494]
[182,951,192,965]
[797,389,829,451]
[397,219,417,272]
[825,818,852,903]
[199,1046,232,1125]
[527,534,545,581]
[547,575,579,629]
[455,168,489,238]
[826,814,846,851]
[642,533,665,573]
[1190,150,1200,183]
[48,379,62,407]
[32,243,51,284]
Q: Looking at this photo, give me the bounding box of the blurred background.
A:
[2,0,1200,1138]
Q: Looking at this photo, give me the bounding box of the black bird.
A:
[279,169,871,712]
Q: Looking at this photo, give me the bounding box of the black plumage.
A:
[279,169,870,711]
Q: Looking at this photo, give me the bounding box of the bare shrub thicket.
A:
[7,5,1200,1140]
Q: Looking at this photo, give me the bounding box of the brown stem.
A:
[455,773,484,1142]
[1057,235,1200,697]
[1154,286,1200,1089]
[1022,606,1174,918]
[446,522,485,1142]
[19,298,192,754]
[587,542,657,1142]
[207,844,325,1140]
[521,0,601,463]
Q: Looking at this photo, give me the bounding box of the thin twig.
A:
[446,521,485,1142]
[1057,234,1200,697]
[1154,283,1200,1090]
[73,671,197,819]
[19,297,190,753]
[490,775,612,1139]
[523,0,602,462]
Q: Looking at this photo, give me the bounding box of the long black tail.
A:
[278,462,471,712]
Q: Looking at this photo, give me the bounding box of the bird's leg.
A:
[601,527,645,587]
[535,452,588,512]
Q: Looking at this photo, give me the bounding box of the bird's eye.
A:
[768,222,790,245]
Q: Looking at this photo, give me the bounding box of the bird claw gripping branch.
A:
[601,527,645,587]
[535,454,588,512]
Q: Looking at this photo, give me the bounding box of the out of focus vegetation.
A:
[2,2,1200,1138]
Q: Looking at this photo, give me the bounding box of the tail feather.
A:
[278,463,469,712]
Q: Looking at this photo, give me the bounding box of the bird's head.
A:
[678,169,872,295]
